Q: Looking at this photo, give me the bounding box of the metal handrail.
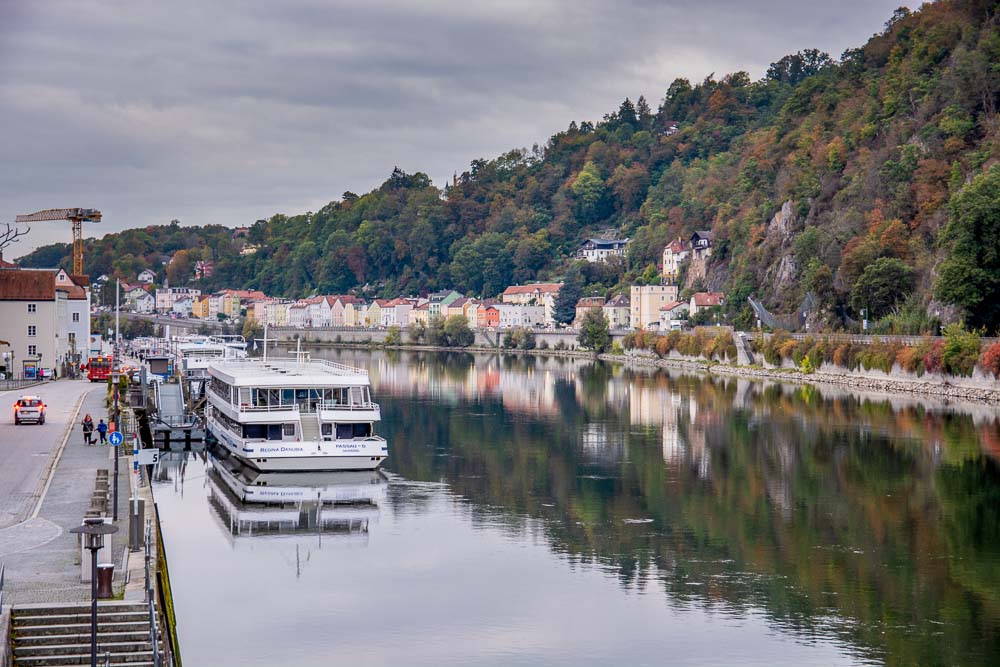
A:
[206,386,299,414]
[211,356,369,375]
[0,561,5,609]
[317,401,380,412]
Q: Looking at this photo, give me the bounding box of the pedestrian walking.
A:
[82,414,95,445]
[96,419,108,445]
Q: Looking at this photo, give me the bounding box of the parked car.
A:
[14,396,46,425]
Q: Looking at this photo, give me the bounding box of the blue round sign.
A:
[108,431,124,446]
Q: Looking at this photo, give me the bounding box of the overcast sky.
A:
[0,0,906,257]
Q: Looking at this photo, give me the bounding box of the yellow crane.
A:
[15,208,102,275]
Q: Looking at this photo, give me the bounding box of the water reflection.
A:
[155,349,1000,666]
[206,454,386,546]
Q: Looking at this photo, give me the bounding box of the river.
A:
[152,349,1000,666]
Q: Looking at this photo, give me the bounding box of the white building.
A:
[54,270,90,369]
[288,303,311,328]
[602,294,631,330]
[155,287,201,313]
[497,303,546,329]
[576,238,630,263]
[172,297,194,317]
[501,283,562,327]
[661,238,690,280]
[137,269,156,283]
[0,268,69,378]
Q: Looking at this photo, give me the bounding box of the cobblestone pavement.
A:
[0,385,132,604]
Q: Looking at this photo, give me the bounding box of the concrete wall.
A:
[269,326,628,351]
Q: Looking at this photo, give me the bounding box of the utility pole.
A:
[113,279,120,522]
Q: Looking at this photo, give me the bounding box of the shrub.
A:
[923,339,945,374]
[622,332,637,350]
[896,345,921,374]
[554,340,567,351]
[538,339,549,350]
[654,336,670,358]
[941,323,981,377]
[384,326,402,346]
[778,339,799,361]
[800,356,815,374]
[832,343,850,367]
[611,342,624,355]
[725,344,738,362]
[981,341,1000,378]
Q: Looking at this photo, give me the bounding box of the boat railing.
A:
[317,401,381,412]
[213,356,369,375]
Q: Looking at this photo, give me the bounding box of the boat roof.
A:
[207,356,370,386]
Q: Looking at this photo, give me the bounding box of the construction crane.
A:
[15,208,102,275]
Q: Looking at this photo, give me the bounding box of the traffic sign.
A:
[108,431,124,446]
[136,449,159,465]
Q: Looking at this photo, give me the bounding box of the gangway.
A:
[150,380,206,450]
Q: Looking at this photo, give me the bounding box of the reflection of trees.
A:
[358,349,1000,666]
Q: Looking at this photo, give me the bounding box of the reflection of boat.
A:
[205,352,388,471]
[206,451,386,543]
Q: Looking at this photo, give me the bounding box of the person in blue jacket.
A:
[96,419,108,445]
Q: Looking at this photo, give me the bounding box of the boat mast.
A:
[263,322,269,361]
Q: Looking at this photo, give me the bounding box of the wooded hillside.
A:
[18,0,1000,332]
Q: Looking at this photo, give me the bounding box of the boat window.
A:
[309,389,322,400]
[349,387,364,405]
[267,424,283,440]
[335,423,372,439]
[321,423,332,436]
[282,424,296,437]
[281,389,294,404]
[244,424,267,439]
[295,389,308,401]
[323,389,333,401]
[268,389,280,406]
[238,387,251,405]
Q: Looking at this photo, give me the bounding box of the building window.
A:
[72,312,80,322]
[27,345,37,356]
[27,304,36,313]
[27,325,37,337]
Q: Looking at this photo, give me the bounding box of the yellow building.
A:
[630,285,678,329]
[191,295,211,319]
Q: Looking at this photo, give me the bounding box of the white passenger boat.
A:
[174,335,248,380]
[204,352,387,471]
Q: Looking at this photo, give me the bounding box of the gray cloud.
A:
[0,0,904,256]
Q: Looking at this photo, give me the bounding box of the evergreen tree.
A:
[553,266,583,325]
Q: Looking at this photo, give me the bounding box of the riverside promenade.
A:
[0,381,131,605]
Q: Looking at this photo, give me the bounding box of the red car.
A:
[14,396,46,425]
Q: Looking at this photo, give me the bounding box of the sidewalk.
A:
[0,386,132,605]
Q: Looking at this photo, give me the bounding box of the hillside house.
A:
[576,238,630,263]
[661,238,691,281]
[630,285,679,330]
[689,292,725,317]
[574,296,606,326]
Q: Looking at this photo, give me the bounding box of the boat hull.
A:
[209,417,387,472]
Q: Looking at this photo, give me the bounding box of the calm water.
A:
[153,350,1000,666]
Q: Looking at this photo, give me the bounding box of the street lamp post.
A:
[70,519,119,667]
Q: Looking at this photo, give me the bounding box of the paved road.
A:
[0,386,131,604]
[0,379,97,529]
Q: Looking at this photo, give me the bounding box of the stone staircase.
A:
[10,602,158,666]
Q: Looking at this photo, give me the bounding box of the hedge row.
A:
[754,326,1000,378]
[622,329,737,362]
